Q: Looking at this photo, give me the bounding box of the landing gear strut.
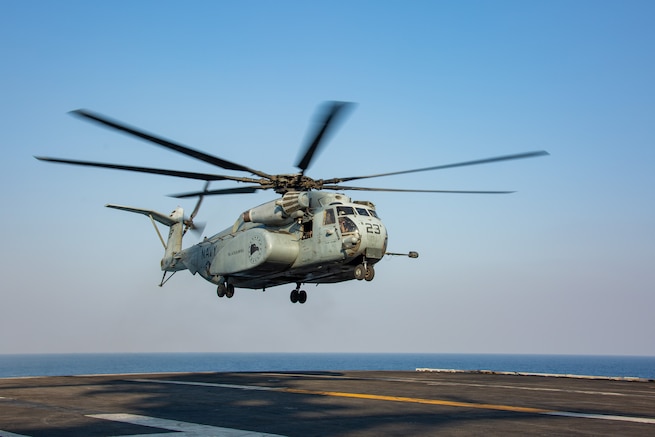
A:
[290,283,307,304]
[217,281,235,299]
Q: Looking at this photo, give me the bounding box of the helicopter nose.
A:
[363,222,387,259]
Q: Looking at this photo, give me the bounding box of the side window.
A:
[302,220,313,239]
[324,208,336,225]
[368,209,379,219]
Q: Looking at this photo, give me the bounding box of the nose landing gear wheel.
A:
[364,265,375,281]
[354,264,366,280]
[354,263,375,281]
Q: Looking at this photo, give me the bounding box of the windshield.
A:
[337,206,355,216]
[330,205,379,219]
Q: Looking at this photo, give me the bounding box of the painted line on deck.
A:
[1,412,288,437]
[284,387,548,414]
[130,378,655,425]
[88,413,287,436]
[0,430,32,437]
[542,411,655,424]
[426,381,631,397]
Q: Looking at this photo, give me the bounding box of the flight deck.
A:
[1,370,654,436]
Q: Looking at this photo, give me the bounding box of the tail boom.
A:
[105,204,186,271]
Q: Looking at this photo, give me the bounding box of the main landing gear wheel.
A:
[290,284,307,304]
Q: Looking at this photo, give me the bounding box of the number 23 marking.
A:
[366,223,381,234]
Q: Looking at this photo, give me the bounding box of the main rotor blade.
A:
[71,109,273,179]
[35,156,261,183]
[170,186,263,198]
[322,185,515,194]
[296,101,355,173]
[324,150,550,184]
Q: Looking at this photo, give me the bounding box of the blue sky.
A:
[1,1,654,355]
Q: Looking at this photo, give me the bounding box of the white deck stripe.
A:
[427,381,630,397]
[130,378,278,391]
[88,413,288,436]
[0,431,32,437]
[545,411,655,424]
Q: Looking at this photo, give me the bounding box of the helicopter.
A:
[36,102,548,304]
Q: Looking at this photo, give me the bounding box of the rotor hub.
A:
[270,174,324,193]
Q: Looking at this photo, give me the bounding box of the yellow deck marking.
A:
[282,388,550,414]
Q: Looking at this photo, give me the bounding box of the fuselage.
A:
[174,192,388,290]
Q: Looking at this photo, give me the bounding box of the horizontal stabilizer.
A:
[106,204,178,226]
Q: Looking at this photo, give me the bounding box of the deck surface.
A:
[1,370,654,436]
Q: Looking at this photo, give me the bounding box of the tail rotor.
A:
[183,181,209,236]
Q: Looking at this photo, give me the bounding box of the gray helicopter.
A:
[36,102,548,304]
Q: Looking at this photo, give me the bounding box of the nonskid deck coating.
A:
[1,370,654,436]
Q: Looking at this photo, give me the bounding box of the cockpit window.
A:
[355,207,370,216]
[368,209,379,218]
[337,206,355,216]
[339,216,358,234]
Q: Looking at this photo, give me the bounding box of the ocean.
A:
[1,353,654,379]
